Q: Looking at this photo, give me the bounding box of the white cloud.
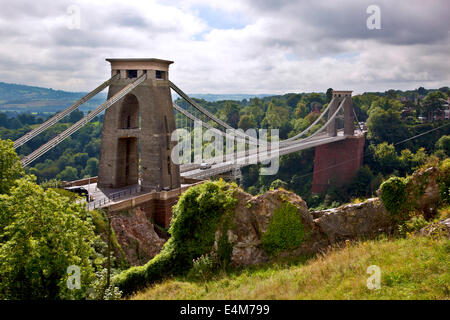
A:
[0,0,448,93]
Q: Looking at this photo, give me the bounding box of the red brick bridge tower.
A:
[311,90,365,194]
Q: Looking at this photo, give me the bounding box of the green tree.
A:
[435,135,450,156]
[421,91,445,120]
[326,88,333,103]
[238,115,256,131]
[56,166,78,181]
[72,153,89,167]
[0,176,100,299]
[0,139,24,194]
[366,99,407,144]
[348,166,374,197]
[369,142,400,175]
[218,101,240,128]
[294,101,308,118]
[84,158,99,177]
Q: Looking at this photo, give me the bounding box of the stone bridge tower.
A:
[312,90,365,194]
[98,58,180,191]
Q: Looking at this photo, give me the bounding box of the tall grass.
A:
[131,236,449,300]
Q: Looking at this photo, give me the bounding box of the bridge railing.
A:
[87,184,142,210]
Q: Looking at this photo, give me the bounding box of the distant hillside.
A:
[0,81,273,114]
[0,82,107,114]
[1,81,448,115]
[183,93,273,102]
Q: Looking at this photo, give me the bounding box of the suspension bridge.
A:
[13,58,365,222]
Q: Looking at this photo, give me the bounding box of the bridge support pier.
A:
[311,134,365,194]
[98,58,180,191]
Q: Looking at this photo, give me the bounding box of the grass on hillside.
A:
[131,236,449,300]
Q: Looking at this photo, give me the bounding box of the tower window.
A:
[156,70,165,79]
[127,70,138,78]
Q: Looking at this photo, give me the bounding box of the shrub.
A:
[380,176,408,218]
[187,254,214,282]
[113,180,238,295]
[261,202,308,256]
[398,215,429,237]
[87,269,122,300]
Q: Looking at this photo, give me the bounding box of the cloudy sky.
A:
[0,0,449,94]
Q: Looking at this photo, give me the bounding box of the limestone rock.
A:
[418,218,450,238]
[312,198,392,243]
[406,167,441,219]
[215,190,395,268]
[214,188,314,267]
[110,207,166,266]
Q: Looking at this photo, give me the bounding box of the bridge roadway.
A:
[180,130,348,179]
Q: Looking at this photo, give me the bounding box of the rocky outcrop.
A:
[214,189,316,266]
[110,207,166,266]
[312,198,393,243]
[213,189,393,267]
[405,167,441,220]
[418,218,450,238]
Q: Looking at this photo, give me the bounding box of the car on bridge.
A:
[200,162,212,170]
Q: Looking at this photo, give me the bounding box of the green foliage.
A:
[262,202,307,256]
[398,215,429,237]
[187,254,214,282]
[436,135,450,156]
[438,158,450,204]
[216,212,234,269]
[380,176,410,222]
[113,180,238,295]
[370,142,400,174]
[56,166,78,181]
[366,99,407,144]
[0,176,100,299]
[0,139,24,194]
[270,179,288,190]
[87,269,122,300]
[238,115,256,131]
[348,166,374,197]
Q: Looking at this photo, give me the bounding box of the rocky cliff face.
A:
[405,167,441,219]
[312,198,393,243]
[110,207,166,266]
[213,189,393,267]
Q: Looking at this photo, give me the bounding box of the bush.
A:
[113,180,238,295]
[261,202,308,256]
[398,215,429,237]
[187,254,214,282]
[380,176,408,217]
[436,135,450,156]
[87,269,122,300]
